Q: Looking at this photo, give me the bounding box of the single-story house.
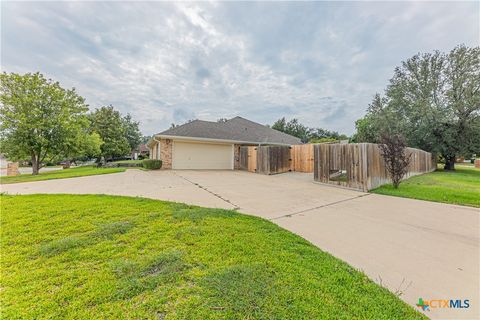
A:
[131,144,149,160]
[147,116,301,170]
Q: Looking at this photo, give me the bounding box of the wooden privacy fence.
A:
[256,146,291,175]
[239,145,292,174]
[239,146,257,172]
[290,144,314,172]
[313,143,436,191]
[238,144,317,174]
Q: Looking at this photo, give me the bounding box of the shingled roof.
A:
[156,116,301,145]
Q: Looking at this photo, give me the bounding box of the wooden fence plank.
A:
[290,144,314,172]
[248,146,257,172]
[255,146,291,175]
[239,146,249,171]
[314,143,435,191]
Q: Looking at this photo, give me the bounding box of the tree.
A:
[309,137,338,143]
[89,106,130,160]
[0,72,95,175]
[378,133,411,188]
[354,45,480,170]
[271,117,287,132]
[67,132,103,163]
[271,117,347,143]
[141,135,152,144]
[122,114,142,150]
[272,117,311,142]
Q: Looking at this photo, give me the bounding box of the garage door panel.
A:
[172,141,233,169]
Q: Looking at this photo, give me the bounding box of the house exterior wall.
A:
[150,143,157,160]
[233,144,241,169]
[160,138,172,169]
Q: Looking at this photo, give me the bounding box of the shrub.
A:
[104,161,143,168]
[379,133,411,188]
[142,159,162,170]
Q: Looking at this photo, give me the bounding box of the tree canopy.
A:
[122,113,142,150]
[271,117,348,143]
[0,72,101,174]
[89,106,131,160]
[353,45,480,169]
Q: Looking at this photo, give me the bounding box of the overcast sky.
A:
[1,1,479,135]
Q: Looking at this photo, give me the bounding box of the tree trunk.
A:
[444,156,456,170]
[31,154,40,175]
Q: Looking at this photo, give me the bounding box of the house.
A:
[131,144,149,160]
[147,116,301,169]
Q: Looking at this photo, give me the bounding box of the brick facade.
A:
[7,162,20,176]
[233,144,241,169]
[160,138,172,169]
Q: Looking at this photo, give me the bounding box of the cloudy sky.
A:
[1,1,479,135]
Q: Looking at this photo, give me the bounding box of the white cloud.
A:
[1,1,478,135]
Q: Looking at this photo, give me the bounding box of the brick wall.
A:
[233,144,241,169]
[7,162,20,176]
[160,139,172,169]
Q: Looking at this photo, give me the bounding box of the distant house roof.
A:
[132,144,149,153]
[153,116,301,145]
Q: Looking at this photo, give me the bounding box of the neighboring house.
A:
[131,144,149,160]
[147,116,301,169]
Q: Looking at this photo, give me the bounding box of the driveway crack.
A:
[174,172,240,210]
[270,193,370,220]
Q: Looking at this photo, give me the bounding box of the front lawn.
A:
[0,166,125,184]
[371,165,480,207]
[0,194,425,319]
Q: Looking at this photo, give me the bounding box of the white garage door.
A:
[172,141,234,169]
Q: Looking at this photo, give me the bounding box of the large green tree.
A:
[0,72,100,175]
[354,45,480,170]
[122,113,142,150]
[89,106,130,160]
[271,117,347,143]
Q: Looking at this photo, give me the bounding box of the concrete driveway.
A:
[2,169,479,319]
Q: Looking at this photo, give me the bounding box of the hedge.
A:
[103,162,143,168]
[142,159,162,170]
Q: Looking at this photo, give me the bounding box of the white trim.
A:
[155,134,293,146]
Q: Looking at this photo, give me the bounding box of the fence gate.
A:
[256,146,291,175]
[239,146,257,172]
[291,144,314,172]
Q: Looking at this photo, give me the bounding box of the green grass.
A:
[371,165,480,207]
[0,194,425,319]
[0,166,125,184]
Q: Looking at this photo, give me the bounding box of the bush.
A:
[104,161,143,168]
[142,159,162,170]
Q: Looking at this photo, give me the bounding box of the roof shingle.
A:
[157,116,301,145]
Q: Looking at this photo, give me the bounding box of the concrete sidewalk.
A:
[2,169,479,319]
